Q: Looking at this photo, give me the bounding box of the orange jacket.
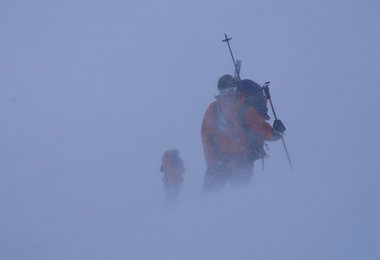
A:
[201,95,274,166]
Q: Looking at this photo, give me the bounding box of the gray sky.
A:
[1,0,380,259]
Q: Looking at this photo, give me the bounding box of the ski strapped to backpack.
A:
[223,34,241,80]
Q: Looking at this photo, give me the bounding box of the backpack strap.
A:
[214,98,233,129]
[238,103,251,132]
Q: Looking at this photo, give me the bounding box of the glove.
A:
[273,119,286,134]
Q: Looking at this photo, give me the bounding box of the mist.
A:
[1,0,379,259]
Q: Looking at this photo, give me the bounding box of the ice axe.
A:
[263,82,293,169]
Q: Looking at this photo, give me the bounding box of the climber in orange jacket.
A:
[160,149,185,202]
[201,75,286,192]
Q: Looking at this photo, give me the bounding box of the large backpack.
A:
[237,79,270,161]
[237,79,270,120]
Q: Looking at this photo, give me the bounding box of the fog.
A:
[1,0,379,259]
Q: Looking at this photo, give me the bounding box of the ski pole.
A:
[234,59,242,81]
[222,34,241,80]
[263,82,293,169]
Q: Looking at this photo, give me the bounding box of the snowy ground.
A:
[1,147,379,259]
